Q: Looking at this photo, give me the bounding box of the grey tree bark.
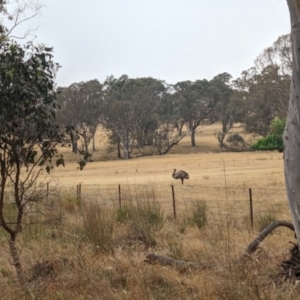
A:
[284,0,300,249]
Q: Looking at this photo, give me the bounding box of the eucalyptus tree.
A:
[234,34,291,137]
[0,39,63,285]
[284,0,300,249]
[255,34,291,76]
[139,89,188,156]
[235,65,290,137]
[209,72,233,131]
[101,76,128,158]
[102,75,139,159]
[103,75,168,158]
[210,73,246,150]
[57,79,103,156]
[173,79,217,146]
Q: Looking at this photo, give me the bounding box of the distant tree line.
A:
[56,34,291,158]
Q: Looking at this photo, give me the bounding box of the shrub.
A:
[251,134,283,151]
[251,117,286,152]
[227,134,245,143]
[270,117,286,135]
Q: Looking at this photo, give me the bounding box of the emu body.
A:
[172,169,189,185]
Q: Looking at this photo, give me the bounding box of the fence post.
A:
[249,188,254,228]
[46,182,49,202]
[171,185,176,219]
[77,183,81,204]
[79,183,82,203]
[118,184,121,208]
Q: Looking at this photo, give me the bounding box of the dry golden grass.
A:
[51,124,282,189]
[0,124,296,299]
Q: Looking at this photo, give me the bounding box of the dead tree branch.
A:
[241,220,294,258]
[145,220,295,270]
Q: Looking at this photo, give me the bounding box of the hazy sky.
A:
[11,0,290,87]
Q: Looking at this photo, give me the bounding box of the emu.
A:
[172,169,189,185]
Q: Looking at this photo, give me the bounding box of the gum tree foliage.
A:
[56,79,103,157]
[235,34,291,137]
[211,73,246,151]
[102,75,185,158]
[149,89,188,156]
[172,79,214,147]
[102,75,144,159]
[251,118,286,152]
[0,39,63,284]
[255,34,292,77]
[173,76,232,147]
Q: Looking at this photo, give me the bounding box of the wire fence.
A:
[2,182,288,230]
[72,182,290,227]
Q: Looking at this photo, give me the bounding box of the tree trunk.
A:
[217,132,226,152]
[222,121,227,134]
[84,138,89,155]
[178,120,184,136]
[117,140,121,159]
[120,132,131,159]
[71,134,78,154]
[72,140,78,154]
[123,147,130,159]
[191,128,196,146]
[284,0,300,249]
[92,136,96,152]
[178,126,182,137]
[9,235,24,286]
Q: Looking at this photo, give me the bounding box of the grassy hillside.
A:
[50,124,281,190]
[0,124,295,300]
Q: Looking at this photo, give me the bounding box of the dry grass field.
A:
[51,124,282,188]
[0,124,297,299]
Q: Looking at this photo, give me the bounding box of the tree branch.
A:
[145,220,295,270]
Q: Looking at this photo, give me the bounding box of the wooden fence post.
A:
[79,183,82,203]
[46,182,49,202]
[249,188,254,228]
[171,185,176,219]
[118,184,121,208]
[77,183,81,204]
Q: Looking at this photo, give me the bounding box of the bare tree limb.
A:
[145,220,295,270]
[2,0,43,40]
[241,220,294,258]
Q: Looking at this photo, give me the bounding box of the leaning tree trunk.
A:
[191,127,196,146]
[284,0,300,249]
